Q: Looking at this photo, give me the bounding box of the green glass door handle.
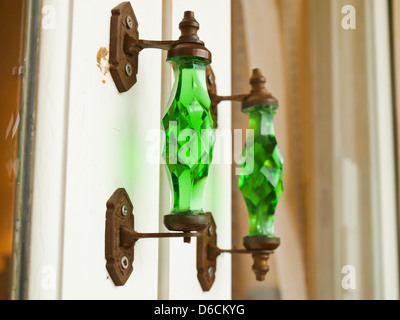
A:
[205,67,283,250]
[161,12,214,232]
[238,69,283,250]
[109,5,215,230]
[162,56,215,228]
[239,105,283,238]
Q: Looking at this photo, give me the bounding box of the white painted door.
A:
[28,0,231,300]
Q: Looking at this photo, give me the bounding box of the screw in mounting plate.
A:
[208,266,214,279]
[208,225,214,236]
[126,16,133,29]
[121,256,129,270]
[121,204,128,217]
[207,74,213,86]
[125,63,133,77]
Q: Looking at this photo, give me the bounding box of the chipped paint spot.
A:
[97,47,110,76]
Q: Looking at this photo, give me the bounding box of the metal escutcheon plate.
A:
[105,188,135,286]
[110,2,139,92]
[196,212,217,291]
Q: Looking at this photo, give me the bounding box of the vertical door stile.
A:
[165,0,232,300]
[158,0,173,300]
[28,0,74,300]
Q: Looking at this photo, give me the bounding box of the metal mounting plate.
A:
[110,2,139,92]
[196,212,217,291]
[105,188,135,286]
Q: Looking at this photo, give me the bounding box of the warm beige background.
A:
[232,0,400,300]
[231,0,311,300]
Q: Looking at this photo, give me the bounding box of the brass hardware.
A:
[251,253,271,281]
[196,213,277,291]
[105,190,278,290]
[110,3,139,92]
[105,188,200,286]
[203,67,281,289]
[242,68,278,109]
[196,213,217,291]
[106,3,281,291]
[110,2,211,93]
[206,66,278,128]
[207,67,277,108]
[164,213,210,233]
[243,235,280,251]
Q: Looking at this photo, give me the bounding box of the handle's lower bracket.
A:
[105,188,201,286]
[196,212,218,291]
[105,188,135,286]
[105,189,277,289]
[196,212,278,291]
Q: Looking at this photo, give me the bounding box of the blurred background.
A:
[230,0,400,300]
[1,0,400,300]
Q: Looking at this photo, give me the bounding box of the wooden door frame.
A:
[11,0,41,300]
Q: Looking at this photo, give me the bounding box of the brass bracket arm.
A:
[123,34,177,55]
[196,213,276,292]
[110,3,177,92]
[119,225,200,248]
[208,244,272,258]
[105,190,274,290]
[209,93,249,106]
[105,188,203,286]
[206,66,278,128]
[110,2,211,93]
[206,66,250,128]
[207,244,273,282]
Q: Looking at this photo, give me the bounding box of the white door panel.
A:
[29,0,231,300]
[61,0,162,300]
[28,0,74,300]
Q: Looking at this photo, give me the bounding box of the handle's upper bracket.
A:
[110,2,140,92]
[110,2,175,92]
[110,2,211,93]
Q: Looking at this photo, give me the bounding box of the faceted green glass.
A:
[238,104,284,237]
[162,56,215,216]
